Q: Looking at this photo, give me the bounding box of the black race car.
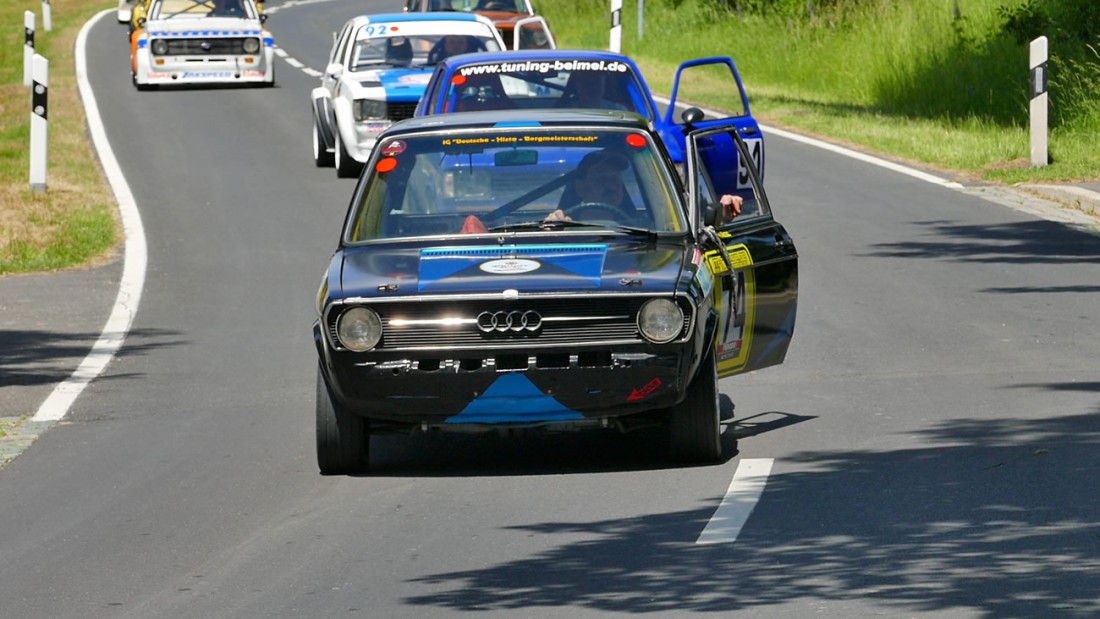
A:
[313,109,797,474]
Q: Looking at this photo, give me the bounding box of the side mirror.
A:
[259,13,267,23]
[681,106,704,129]
[325,63,344,80]
[702,201,719,227]
[137,16,146,26]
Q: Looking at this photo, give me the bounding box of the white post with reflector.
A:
[609,0,622,53]
[24,11,35,88]
[43,0,52,32]
[30,54,48,193]
[1029,36,1048,168]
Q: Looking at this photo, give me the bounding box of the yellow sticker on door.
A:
[705,244,755,376]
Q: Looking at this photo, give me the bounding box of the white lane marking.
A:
[34,9,148,422]
[652,94,964,190]
[696,458,773,545]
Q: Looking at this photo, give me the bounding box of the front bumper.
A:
[317,329,696,427]
[134,45,274,86]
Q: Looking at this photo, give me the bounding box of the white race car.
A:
[310,12,505,177]
[130,0,275,90]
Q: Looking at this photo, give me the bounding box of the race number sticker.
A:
[737,137,763,189]
[706,244,755,374]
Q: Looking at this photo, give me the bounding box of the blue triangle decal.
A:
[445,373,583,424]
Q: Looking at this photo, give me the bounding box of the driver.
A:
[545,150,637,223]
[547,149,745,224]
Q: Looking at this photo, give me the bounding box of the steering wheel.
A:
[563,201,630,223]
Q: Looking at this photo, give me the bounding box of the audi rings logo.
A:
[477,310,542,333]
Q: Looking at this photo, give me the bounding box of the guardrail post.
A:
[1029,36,1048,167]
[24,11,35,87]
[30,54,48,193]
[42,0,52,32]
[609,0,622,53]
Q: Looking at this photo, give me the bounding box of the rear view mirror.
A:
[494,149,538,166]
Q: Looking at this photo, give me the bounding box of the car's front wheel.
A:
[316,367,370,475]
[313,120,334,168]
[334,131,362,178]
[669,349,723,464]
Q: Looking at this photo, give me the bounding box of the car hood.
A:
[349,67,432,97]
[338,238,689,299]
[479,12,534,28]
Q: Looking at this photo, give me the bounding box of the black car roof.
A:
[383,109,653,138]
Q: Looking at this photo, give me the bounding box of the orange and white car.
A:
[403,0,554,50]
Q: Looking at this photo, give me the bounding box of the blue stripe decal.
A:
[419,245,607,292]
[376,69,431,99]
[148,30,262,36]
[445,373,583,424]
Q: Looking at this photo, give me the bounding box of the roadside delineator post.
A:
[30,54,48,193]
[1029,36,1048,168]
[24,11,35,88]
[609,0,622,53]
[43,0,52,32]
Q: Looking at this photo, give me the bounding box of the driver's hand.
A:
[544,209,573,222]
[720,194,743,219]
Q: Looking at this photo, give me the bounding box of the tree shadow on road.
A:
[400,399,1100,618]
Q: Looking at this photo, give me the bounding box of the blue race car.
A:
[414,48,764,179]
[310,12,506,177]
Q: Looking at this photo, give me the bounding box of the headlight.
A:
[354,99,387,121]
[336,307,382,352]
[151,39,168,55]
[242,37,260,54]
[315,275,328,316]
[638,298,684,343]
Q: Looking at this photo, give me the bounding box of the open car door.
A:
[512,16,556,49]
[686,125,796,378]
[664,57,764,179]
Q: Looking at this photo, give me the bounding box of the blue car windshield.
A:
[346,128,686,242]
[436,60,654,117]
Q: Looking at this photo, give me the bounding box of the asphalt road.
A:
[1,2,1099,617]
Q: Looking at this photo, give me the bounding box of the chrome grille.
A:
[387,102,418,122]
[326,296,693,352]
[162,38,251,55]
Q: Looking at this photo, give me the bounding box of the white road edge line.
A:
[696,458,773,545]
[33,9,148,422]
[651,94,964,190]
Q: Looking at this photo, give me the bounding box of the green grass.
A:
[0,0,117,276]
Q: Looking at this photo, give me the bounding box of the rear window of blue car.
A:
[346,128,685,241]
[431,60,655,118]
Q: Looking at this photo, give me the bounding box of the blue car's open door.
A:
[663,57,764,180]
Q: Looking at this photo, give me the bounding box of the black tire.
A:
[669,349,722,464]
[313,120,334,168]
[334,131,362,178]
[316,367,370,475]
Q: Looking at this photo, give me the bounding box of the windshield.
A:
[437,60,653,117]
[351,31,502,71]
[426,0,533,13]
[346,128,686,242]
[151,0,257,19]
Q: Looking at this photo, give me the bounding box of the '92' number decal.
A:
[737,137,763,188]
[362,24,392,37]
